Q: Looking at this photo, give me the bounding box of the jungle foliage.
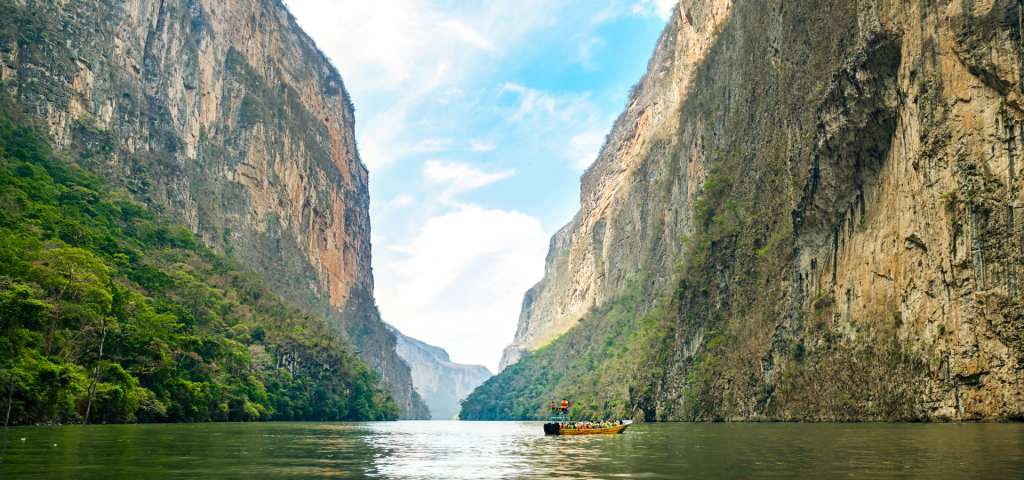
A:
[0,89,400,424]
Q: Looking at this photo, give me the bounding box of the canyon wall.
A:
[473,0,1024,422]
[0,0,426,417]
[389,325,492,420]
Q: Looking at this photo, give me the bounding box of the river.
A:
[2,421,1023,478]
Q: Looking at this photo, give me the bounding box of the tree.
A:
[30,248,112,356]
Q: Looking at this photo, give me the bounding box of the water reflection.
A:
[1,421,1023,478]
[362,422,1024,479]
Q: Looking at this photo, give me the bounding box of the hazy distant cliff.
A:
[389,325,492,420]
[472,0,1023,422]
[0,0,426,417]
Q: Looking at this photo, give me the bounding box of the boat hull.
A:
[544,421,632,435]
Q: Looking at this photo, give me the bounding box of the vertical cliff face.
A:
[780,0,1024,420]
[499,0,733,371]
[475,0,1023,422]
[1,0,426,417]
[389,326,492,420]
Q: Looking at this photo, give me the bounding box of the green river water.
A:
[1,421,1022,478]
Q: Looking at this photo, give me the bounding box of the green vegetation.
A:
[460,275,670,421]
[0,90,400,424]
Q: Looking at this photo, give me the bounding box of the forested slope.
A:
[0,90,400,424]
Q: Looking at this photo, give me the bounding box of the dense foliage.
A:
[459,277,659,421]
[0,90,400,424]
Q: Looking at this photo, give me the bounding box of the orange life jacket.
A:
[561,400,568,409]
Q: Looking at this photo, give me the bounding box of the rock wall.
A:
[389,325,492,420]
[0,0,426,417]
[489,0,1024,421]
[782,0,1024,420]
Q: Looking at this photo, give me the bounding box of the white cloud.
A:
[469,140,496,152]
[568,130,605,170]
[287,0,564,168]
[424,161,515,206]
[437,88,465,104]
[632,0,677,20]
[499,83,609,170]
[411,139,453,153]
[387,194,417,209]
[501,82,601,124]
[441,20,499,51]
[378,208,548,370]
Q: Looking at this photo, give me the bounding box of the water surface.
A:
[2,421,1023,478]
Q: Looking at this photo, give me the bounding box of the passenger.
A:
[561,398,569,414]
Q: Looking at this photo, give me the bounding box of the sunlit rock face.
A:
[497,0,1024,421]
[1,0,425,417]
[781,0,1024,421]
[389,326,492,420]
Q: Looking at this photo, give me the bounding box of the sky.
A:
[287,0,674,372]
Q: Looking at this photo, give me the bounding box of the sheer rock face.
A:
[499,0,1023,420]
[783,0,1024,421]
[499,0,733,371]
[389,326,492,420]
[1,0,425,416]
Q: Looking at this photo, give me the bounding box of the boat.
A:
[542,410,632,435]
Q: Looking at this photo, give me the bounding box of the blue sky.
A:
[288,0,674,372]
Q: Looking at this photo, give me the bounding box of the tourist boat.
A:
[542,410,632,435]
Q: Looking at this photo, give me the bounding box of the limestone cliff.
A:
[389,325,492,420]
[479,0,1023,422]
[0,0,426,417]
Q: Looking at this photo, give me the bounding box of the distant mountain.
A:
[388,326,492,420]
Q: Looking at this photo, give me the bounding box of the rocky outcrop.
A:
[485,0,1023,421]
[0,0,426,417]
[389,325,492,420]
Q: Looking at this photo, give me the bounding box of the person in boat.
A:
[561,398,569,414]
[550,401,557,414]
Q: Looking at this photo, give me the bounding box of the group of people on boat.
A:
[548,399,625,431]
[559,420,623,431]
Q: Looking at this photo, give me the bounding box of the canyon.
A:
[389,325,492,420]
[472,0,1024,422]
[0,0,428,418]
